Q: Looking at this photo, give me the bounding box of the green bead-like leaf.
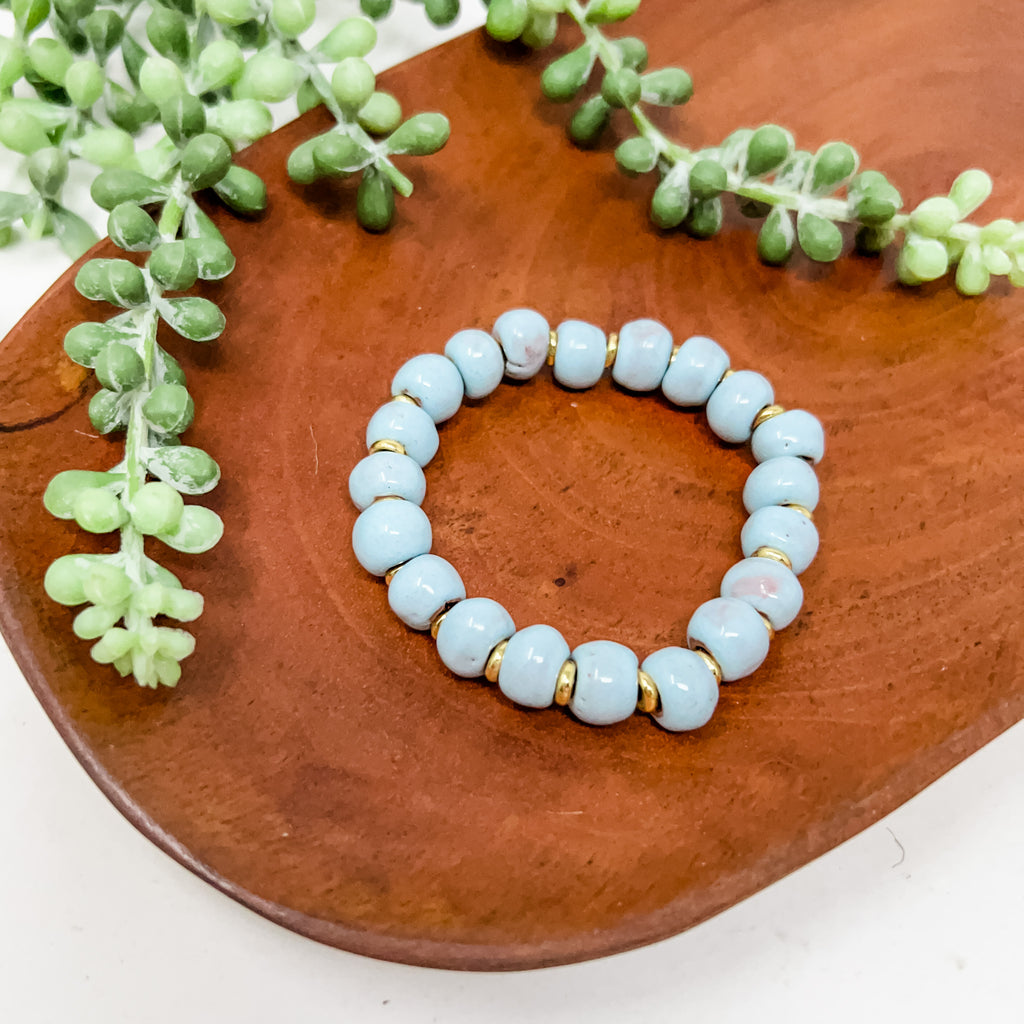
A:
[64,321,120,366]
[45,554,98,607]
[854,224,895,256]
[313,133,369,176]
[586,0,641,24]
[954,242,990,295]
[797,211,843,262]
[639,67,692,107]
[44,470,123,519]
[331,57,376,116]
[89,388,127,433]
[147,446,221,494]
[64,59,104,108]
[146,7,190,64]
[83,10,124,63]
[94,341,145,392]
[486,0,530,41]
[614,136,657,177]
[521,10,558,49]
[809,141,858,194]
[75,258,148,307]
[386,113,450,156]
[848,170,902,226]
[287,138,319,184]
[909,196,960,237]
[180,132,233,190]
[356,166,395,232]
[131,481,185,535]
[650,164,690,230]
[567,95,609,146]
[600,67,642,108]
[159,297,226,341]
[108,202,159,252]
[149,241,199,291]
[26,147,68,199]
[236,52,301,104]
[757,207,795,265]
[271,0,316,37]
[157,505,223,553]
[424,0,460,27]
[0,107,51,155]
[685,196,723,239]
[160,93,207,145]
[143,383,194,434]
[74,487,128,534]
[899,233,949,282]
[139,55,185,103]
[91,169,169,211]
[27,36,74,85]
[207,99,273,146]
[948,169,993,218]
[195,39,244,91]
[212,166,267,214]
[540,45,593,103]
[744,124,793,178]
[614,37,648,71]
[358,91,402,135]
[688,158,727,199]
[184,237,236,280]
[317,16,378,60]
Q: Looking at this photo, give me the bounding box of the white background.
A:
[2,3,1024,1021]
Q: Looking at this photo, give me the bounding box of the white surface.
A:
[2,4,1024,1021]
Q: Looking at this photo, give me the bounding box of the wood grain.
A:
[1,0,1022,970]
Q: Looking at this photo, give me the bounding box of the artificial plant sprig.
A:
[478,0,1024,296]
[43,147,237,688]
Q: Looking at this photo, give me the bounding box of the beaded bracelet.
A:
[349,310,824,732]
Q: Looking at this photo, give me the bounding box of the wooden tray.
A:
[1,0,1023,971]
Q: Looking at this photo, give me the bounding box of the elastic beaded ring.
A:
[349,310,825,732]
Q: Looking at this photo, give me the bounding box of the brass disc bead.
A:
[554,659,577,706]
[694,647,723,685]
[391,393,420,406]
[637,669,660,714]
[484,639,508,683]
[752,545,793,571]
[368,438,407,456]
[546,328,558,366]
[604,331,619,367]
[751,403,785,431]
[783,502,814,521]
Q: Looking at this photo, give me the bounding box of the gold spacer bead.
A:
[670,343,682,359]
[637,669,660,715]
[693,647,723,685]
[756,611,776,641]
[391,393,420,406]
[383,560,410,585]
[783,502,814,521]
[369,438,407,456]
[605,331,619,368]
[373,494,405,503]
[484,639,508,684]
[751,403,785,431]
[554,659,577,706]
[546,328,558,366]
[429,608,449,640]
[752,545,793,571]
[719,368,735,381]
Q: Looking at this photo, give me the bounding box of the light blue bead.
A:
[387,554,465,631]
[498,624,570,709]
[661,335,730,406]
[553,319,606,390]
[706,370,774,443]
[391,353,465,424]
[444,329,504,399]
[740,505,819,575]
[436,597,515,678]
[720,556,804,630]
[612,318,674,391]
[365,400,439,467]
[351,499,431,577]
[752,409,825,464]
[348,451,427,511]
[686,597,770,682]
[569,640,638,726]
[642,647,718,732]
[742,455,820,514]
[493,308,549,380]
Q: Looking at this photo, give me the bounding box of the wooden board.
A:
[1,0,1022,970]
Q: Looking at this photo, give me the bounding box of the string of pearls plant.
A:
[473,0,1022,294]
[0,0,450,686]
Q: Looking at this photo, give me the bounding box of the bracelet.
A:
[349,310,824,732]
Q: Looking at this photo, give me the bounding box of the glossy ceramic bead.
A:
[365,400,439,467]
[612,318,674,391]
[493,308,550,380]
[351,499,431,577]
[661,335,731,406]
[720,556,804,630]
[444,328,505,399]
[553,319,607,389]
[706,370,774,443]
[752,409,826,464]
[742,455,820,514]
[498,624,571,709]
[569,640,639,726]
[387,554,466,631]
[390,353,465,423]
[436,597,516,678]
[740,505,819,575]
[642,647,719,732]
[347,451,427,510]
[686,597,770,682]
